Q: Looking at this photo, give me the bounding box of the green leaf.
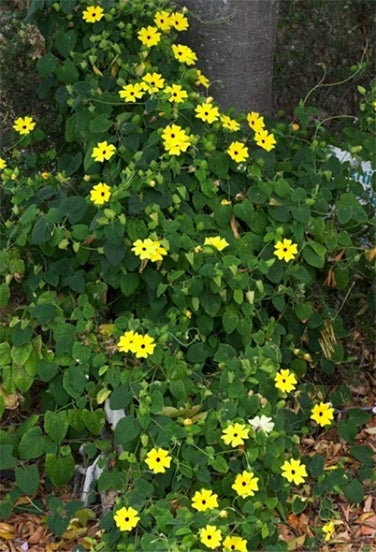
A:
[291,204,311,223]
[208,151,230,178]
[36,53,58,77]
[38,359,59,382]
[302,245,325,268]
[55,30,76,58]
[222,309,240,334]
[0,444,17,469]
[82,409,105,435]
[337,419,358,444]
[350,445,374,466]
[31,218,54,244]
[169,380,186,400]
[18,427,45,460]
[109,384,133,409]
[11,343,33,366]
[44,411,69,444]
[12,323,33,347]
[209,455,228,474]
[0,283,10,307]
[15,464,40,495]
[294,302,313,322]
[342,478,364,503]
[55,59,79,84]
[45,452,75,487]
[234,199,255,227]
[0,343,11,366]
[186,342,208,363]
[57,152,83,176]
[63,366,87,399]
[30,304,58,325]
[114,416,141,451]
[89,114,113,133]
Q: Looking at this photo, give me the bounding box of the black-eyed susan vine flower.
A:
[196,69,210,88]
[199,525,223,550]
[221,114,241,132]
[154,10,173,32]
[141,72,165,94]
[89,183,111,206]
[161,124,191,155]
[13,116,36,135]
[119,82,145,103]
[91,141,116,162]
[274,368,298,393]
[137,26,161,47]
[164,83,188,103]
[310,402,335,427]
[221,422,250,447]
[247,111,265,132]
[322,521,335,542]
[248,414,275,434]
[203,236,229,251]
[172,44,197,65]
[191,488,219,512]
[227,141,249,163]
[0,157,7,170]
[255,129,277,151]
[232,470,259,498]
[113,506,140,532]
[281,458,308,485]
[82,5,104,24]
[195,102,220,124]
[273,238,298,262]
[223,535,248,552]
[170,11,189,31]
[145,447,172,473]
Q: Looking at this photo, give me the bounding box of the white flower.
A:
[248,415,275,434]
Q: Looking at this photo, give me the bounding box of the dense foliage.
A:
[0,1,375,550]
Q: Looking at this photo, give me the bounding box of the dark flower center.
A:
[291,470,295,475]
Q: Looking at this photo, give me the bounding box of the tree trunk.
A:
[174,0,279,114]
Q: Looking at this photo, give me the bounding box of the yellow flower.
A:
[223,535,248,552]
[145,447,172,473]
[220,199,231,205]
[191,489,219,512]
[195,103,220,124]
[131,333,156,359]
[172,44,197,65]
[118,331,140,354]
[89,182,111,206]
[0,157,7,170]
[221,422,249,447]
[221,114,240,132]
[274,238,298,262]
[141,72,165,94]
[41,171,50,179]
[164,84,188,103]
[91,141,116,162]
[281,458,308,485]
[247,111,265,132]
[113,506,140,532]
[161,124,191,156]
[373,99,376,111]
[119,83,145,103]
[154,10,173,32]
[310,402,334,427]
[322,521,335,542]
[132,238,167,262]
[137,26,161,47]
[274,368,297,393]
[183,417,193,426]
[13,116,36,135]
[227,141,249,163]
[232,470,259,498]
[196,69,210,88]
[170,12,189,31]
[82,5,104,23]
[199,525,222,550]
[255,130,276,152]
[204,236,229,251]
[292,123,300,131]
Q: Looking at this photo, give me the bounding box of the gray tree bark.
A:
[174,0,279,114]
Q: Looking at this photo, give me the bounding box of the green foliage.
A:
[0,0,375,550]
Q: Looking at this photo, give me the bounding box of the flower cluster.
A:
[117,330,156,359]
[131,238,168,263]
